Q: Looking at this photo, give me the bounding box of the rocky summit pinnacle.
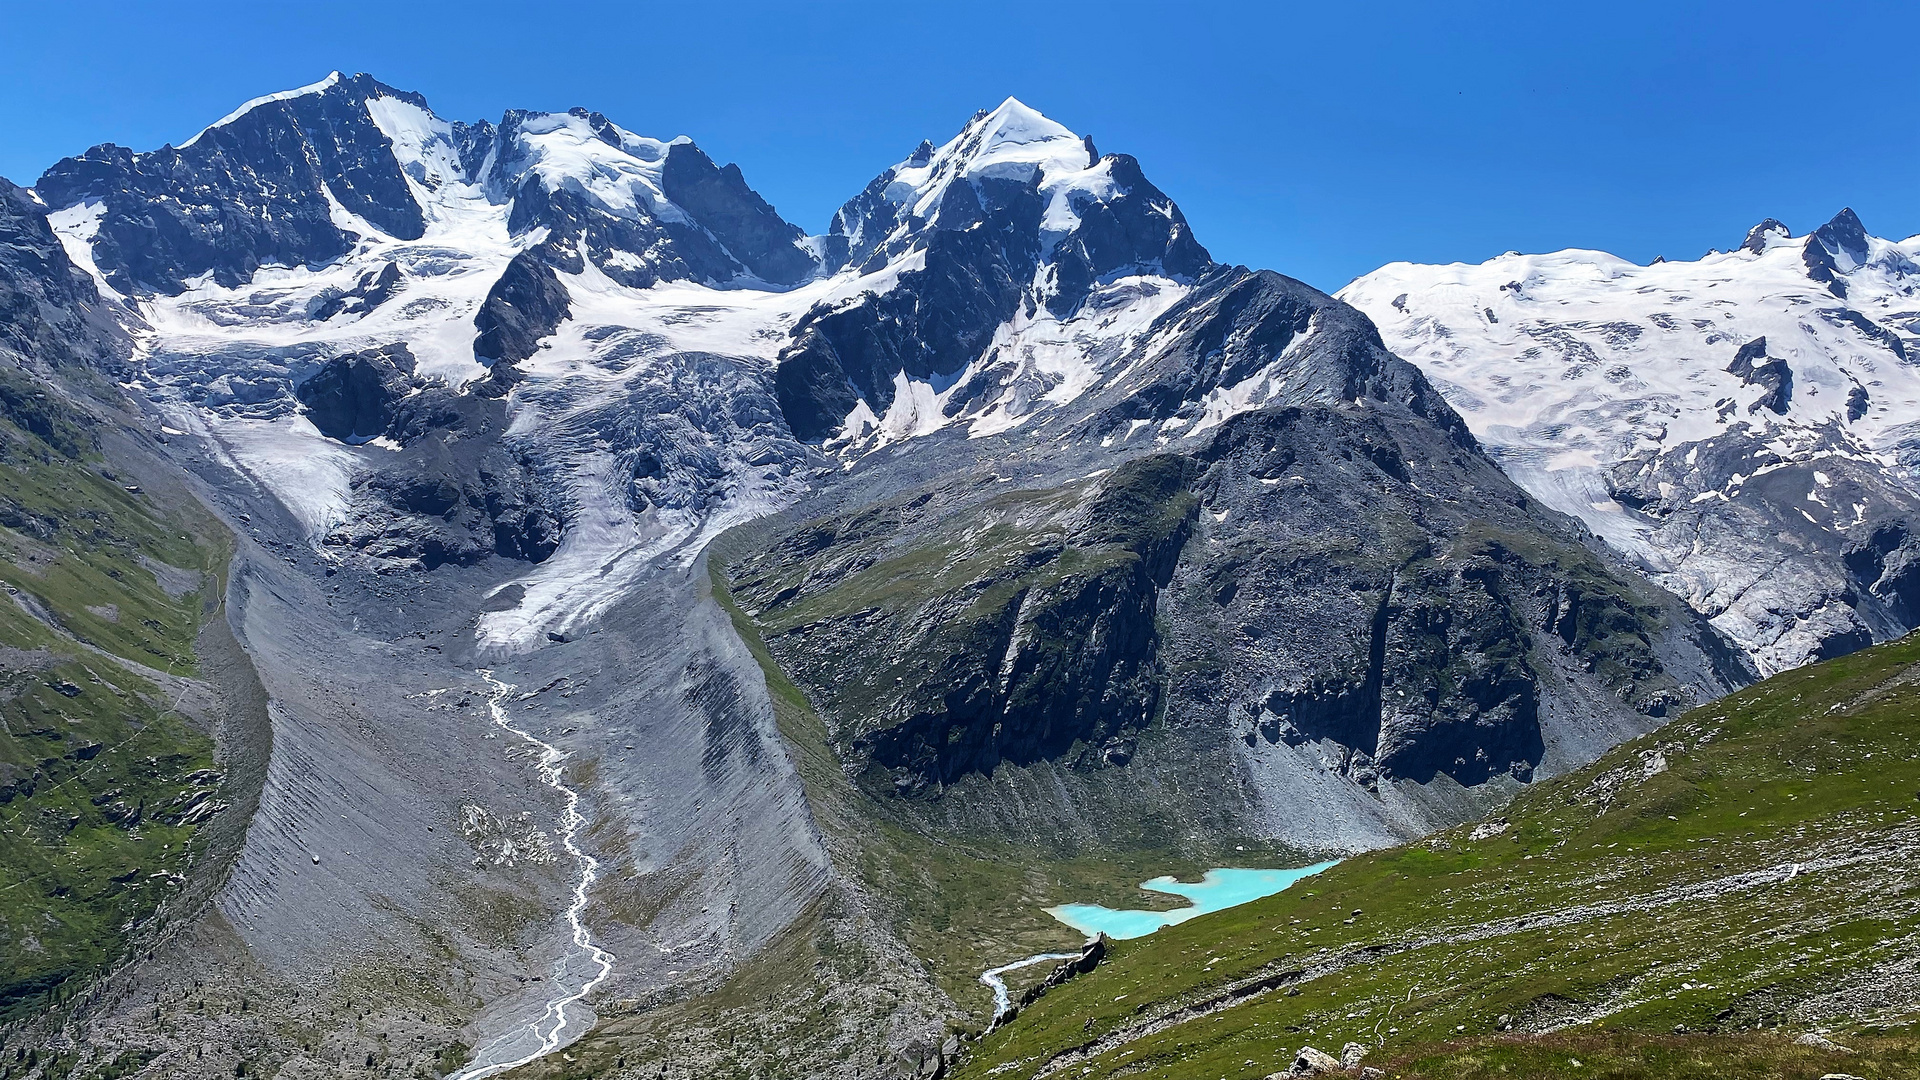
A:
[1740,217,1790,254]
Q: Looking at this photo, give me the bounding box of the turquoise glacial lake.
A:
[1046,862,1341,940]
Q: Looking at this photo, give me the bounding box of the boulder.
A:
[1286,1045,1341,1077]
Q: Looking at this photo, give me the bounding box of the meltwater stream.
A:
[448,671,616,1080]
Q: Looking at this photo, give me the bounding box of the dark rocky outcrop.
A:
[1845,522,1920,629]
[0,365,95,460]
[473,248,571,365]
[730,455,1197,793]
[1005,935,1107,1020]
[324,391,561,569]
[1740,218,1790,254]
[1803,208,1871,298]
[1726,336,1792,414]
[294,342,417,440]
[310,260,403,321]
[658,142,816,286]
[0,180,125,370]
[1848,384,1871,422]
[1165,402,1726,789]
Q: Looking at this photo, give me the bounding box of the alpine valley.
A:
[0,73,1914,1080]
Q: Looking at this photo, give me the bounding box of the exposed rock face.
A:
[35,73,429,295]
[295,342,418,440]
[309,259,402,321]
[478,107,819,293]
[319,389,562,568]
[1162,397,1738,791]
[730,268,1745,804]
[730,455,1197,791]
[473,248,571,365]
[1741,218,1790,254]
[0,180,125,370]
[1726,336,1791,415]
[1804,207,1872,297]
[1093,267,1471,447]
[1606,424,1920,669]
[658,142,818,285]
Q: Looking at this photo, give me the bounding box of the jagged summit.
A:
[34,73,819,298]
[0,71,1785,1080]
[1804,206,1874,295]
[1740,216,1790,254]
[776,98,1214,441]
[823,97,1208,280]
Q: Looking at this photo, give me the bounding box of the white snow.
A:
[45,200,108,291]
[505,111,690,225]
[61,85,1218,656]
[1342,225,1920,662]
[1340,233,1920,562]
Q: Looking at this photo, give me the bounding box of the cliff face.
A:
[731,454,1197,792]
[727,372,1745,842]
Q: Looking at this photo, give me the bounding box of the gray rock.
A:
[1287,1045,1342,1076]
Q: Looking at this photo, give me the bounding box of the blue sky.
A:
[3,1,1913,291]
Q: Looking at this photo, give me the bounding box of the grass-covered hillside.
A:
[0,364,235,1022]
[955,630,1920,1079]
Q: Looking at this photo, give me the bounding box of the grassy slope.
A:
[955,632,1920,1079]
[0,374,233,1022]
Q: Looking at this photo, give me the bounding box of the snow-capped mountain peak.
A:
[777,100,1213,443]
[490,108,691,226]
[27,80,1423,654]
[826,97,1141,276]
[1740,217,1792,254]
[926,96,1094,188]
